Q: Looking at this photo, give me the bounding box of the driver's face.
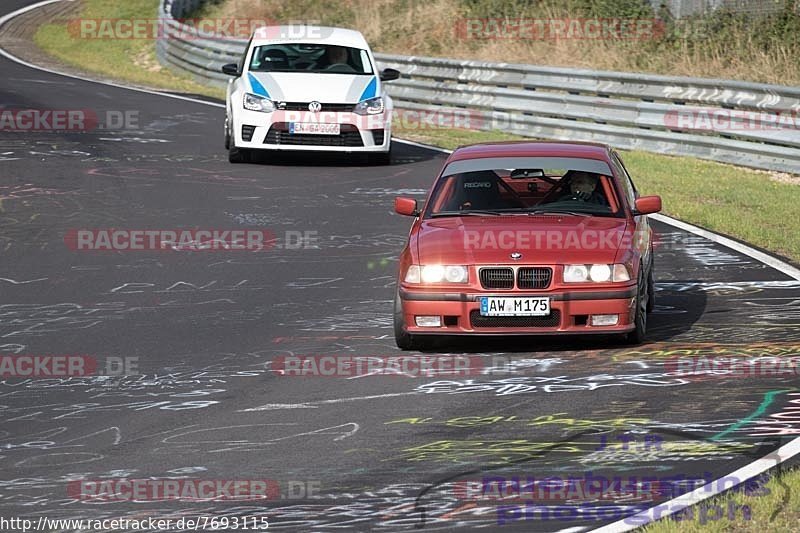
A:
[571,173,597,194]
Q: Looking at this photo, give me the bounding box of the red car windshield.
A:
[426,157,619,217]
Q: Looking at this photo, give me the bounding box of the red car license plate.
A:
[480,297,550,316]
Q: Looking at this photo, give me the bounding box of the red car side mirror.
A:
[634,195,662,215]
[395,197,419,216]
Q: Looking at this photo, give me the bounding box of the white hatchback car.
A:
[222,26,399,164]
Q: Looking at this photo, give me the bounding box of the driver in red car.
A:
[559,171,608,205]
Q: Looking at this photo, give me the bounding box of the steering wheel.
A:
[560,191,593,202]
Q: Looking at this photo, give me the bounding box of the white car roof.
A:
[250,26,370,49]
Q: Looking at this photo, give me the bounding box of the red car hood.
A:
[416,215,629,265]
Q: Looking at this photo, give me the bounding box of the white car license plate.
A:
[289,122,340,135]
[479,297,550,316]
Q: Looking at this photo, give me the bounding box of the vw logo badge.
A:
[510,252,523,260]
[308,101,322,113]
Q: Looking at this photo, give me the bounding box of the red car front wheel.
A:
[394,289,427,350]
[625,267,649,344]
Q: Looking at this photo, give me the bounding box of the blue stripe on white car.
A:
[358,76,378,101]
[248,73,270,98]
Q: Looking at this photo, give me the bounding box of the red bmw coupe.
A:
[393,141,662,349]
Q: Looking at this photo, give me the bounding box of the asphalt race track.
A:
[2,1,800,531]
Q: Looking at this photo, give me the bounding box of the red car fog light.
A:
[415,316,442,327]
[590,314,619,326]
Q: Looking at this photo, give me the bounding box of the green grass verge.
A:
[33,0,224,100]
[642,465,800,532]
[394,125,800,263]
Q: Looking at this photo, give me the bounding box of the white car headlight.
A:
[243,93,274,113]
[354,96,384,115]
[564,264,630,283]
[407,265,468,284]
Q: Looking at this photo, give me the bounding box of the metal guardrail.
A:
[649,0,795,19]
[156,0,800,174]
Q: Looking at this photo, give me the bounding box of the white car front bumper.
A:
[232,108,391,153]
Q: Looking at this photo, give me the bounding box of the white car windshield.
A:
[249,44,374,74]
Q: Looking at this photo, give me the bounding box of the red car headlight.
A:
[564,264,630,283]
[405,265,469,284]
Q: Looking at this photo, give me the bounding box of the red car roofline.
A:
[445,141,613,164]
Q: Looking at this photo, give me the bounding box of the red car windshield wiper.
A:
[431,210,507,217]
[526,209,592,217]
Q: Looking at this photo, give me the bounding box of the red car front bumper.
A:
[398,285,637,336]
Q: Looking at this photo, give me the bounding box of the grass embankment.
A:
[199,0,800,85]
[643,465,800,532]
[34,0,224,99]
